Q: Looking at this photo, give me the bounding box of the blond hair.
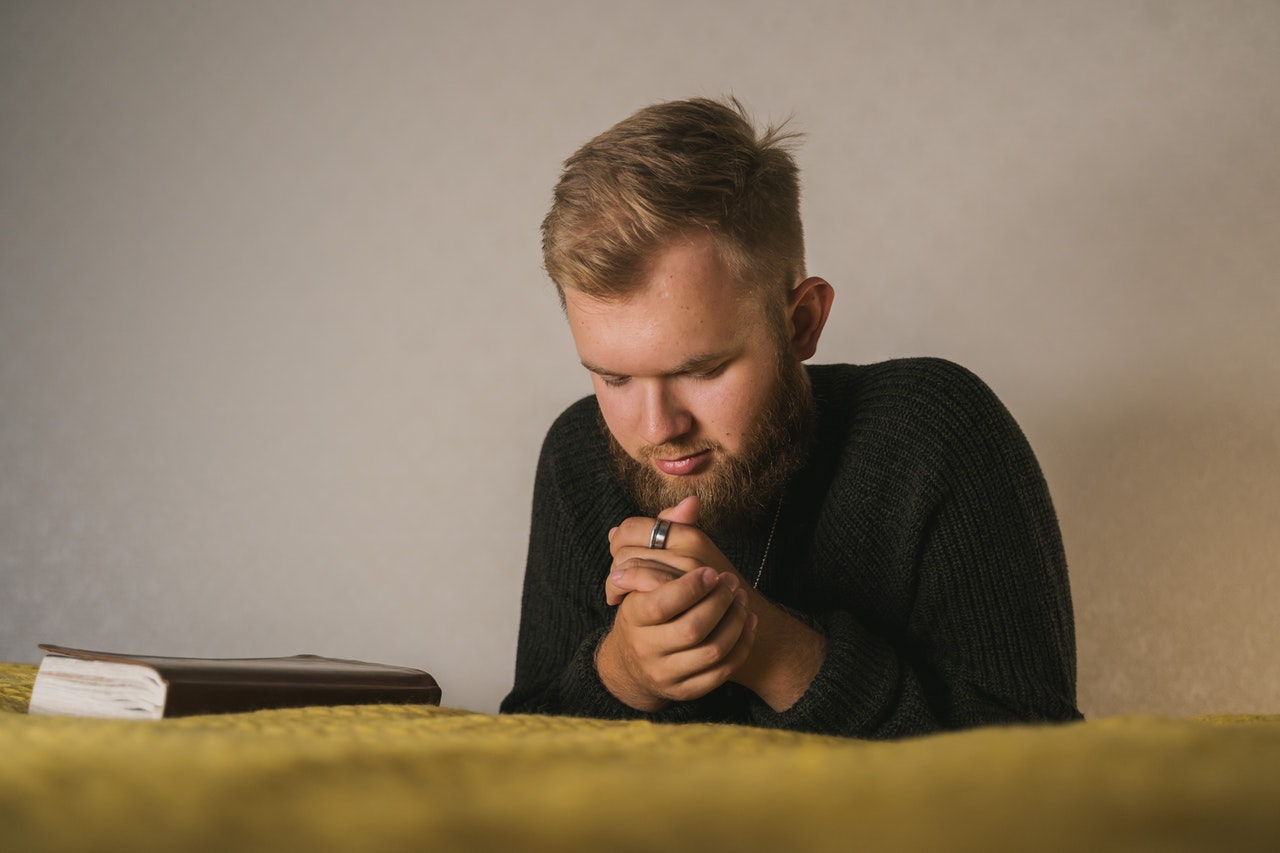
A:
[541,97,805,308]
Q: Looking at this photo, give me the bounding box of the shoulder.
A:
[808,358,1003,417]
[807,358,1034,483]
[543,394,604,449]
[809,358,1015,430]
[538,394,609,478]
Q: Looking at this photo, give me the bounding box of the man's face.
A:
[564,232,812,533]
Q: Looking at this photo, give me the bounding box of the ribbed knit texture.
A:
[501,359,1082,737]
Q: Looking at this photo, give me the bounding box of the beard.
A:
[604,350,816,537]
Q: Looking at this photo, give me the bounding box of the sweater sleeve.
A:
[748,360,1081,738]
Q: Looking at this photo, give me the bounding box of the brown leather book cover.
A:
[31,643,442,718]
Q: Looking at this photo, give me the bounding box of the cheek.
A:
[692,381,764,452]
[592,387,640,452]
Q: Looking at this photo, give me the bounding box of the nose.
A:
[638,381,693,447]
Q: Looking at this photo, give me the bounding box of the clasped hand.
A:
[596,496,758,711]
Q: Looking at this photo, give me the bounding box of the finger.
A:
[673,612,758,700]
[611,548,702,578]
[641,573,741,652]
[670,578,744,649]
[605,562,682,605]
[657,598,758,701]
[611,515,705,560]
[613,532,738,585]
[610,515,667,555]
[609,496,700,551]
[621,567,723,628]
[658,495,700,526]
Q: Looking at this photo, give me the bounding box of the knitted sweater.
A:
[501,359,1082,738]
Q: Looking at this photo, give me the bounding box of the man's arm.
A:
[753,361,1081,738]
[610,502,1076,737]
[730,593,827,711]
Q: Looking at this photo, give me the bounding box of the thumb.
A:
[659,495,700,526]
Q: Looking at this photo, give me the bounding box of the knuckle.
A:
[665,675,705,702]
[638,597,668,624]
[670,671,724,703]
[619,597,647,624]
[710,628,741,660]
[709,629,738,659]
[671,620,705,649]
[651,667,680,694]
[667,684,696,702]
[625,516,652,536]
[688,644,722,672]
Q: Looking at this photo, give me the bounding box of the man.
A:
[500,97,1081,738]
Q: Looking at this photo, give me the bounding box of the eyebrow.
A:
[580,350,733,378]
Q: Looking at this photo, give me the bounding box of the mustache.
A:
[637,440,721,463]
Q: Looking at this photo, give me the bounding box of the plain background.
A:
[2,1,1277,716]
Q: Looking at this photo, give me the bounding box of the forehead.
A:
[564,235,768,374]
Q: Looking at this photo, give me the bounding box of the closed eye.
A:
[687,361,729,380]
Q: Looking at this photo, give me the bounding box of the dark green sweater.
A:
[501,359,1082,738]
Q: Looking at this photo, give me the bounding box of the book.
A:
[27,643,442,720]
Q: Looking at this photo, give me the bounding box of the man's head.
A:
[545,98,833,534]
[541,96,805,314]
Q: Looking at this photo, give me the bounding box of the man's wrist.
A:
[734,596,827,713]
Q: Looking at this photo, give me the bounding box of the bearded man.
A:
[500,97,1082,737]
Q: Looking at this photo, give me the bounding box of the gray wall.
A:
[2,1,1277,716]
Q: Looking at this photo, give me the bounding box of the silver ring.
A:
[649,519,672,550]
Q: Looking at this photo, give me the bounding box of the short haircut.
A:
[541,96,805,309]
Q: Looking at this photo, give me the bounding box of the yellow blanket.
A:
[2,662,1277,852]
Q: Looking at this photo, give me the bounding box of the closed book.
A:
[28,643,442,719]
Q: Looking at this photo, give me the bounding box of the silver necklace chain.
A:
[751,496,785,589]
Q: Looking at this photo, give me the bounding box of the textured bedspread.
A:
[3,662,1278,852]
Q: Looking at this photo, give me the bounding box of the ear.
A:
[785,277,834,361]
